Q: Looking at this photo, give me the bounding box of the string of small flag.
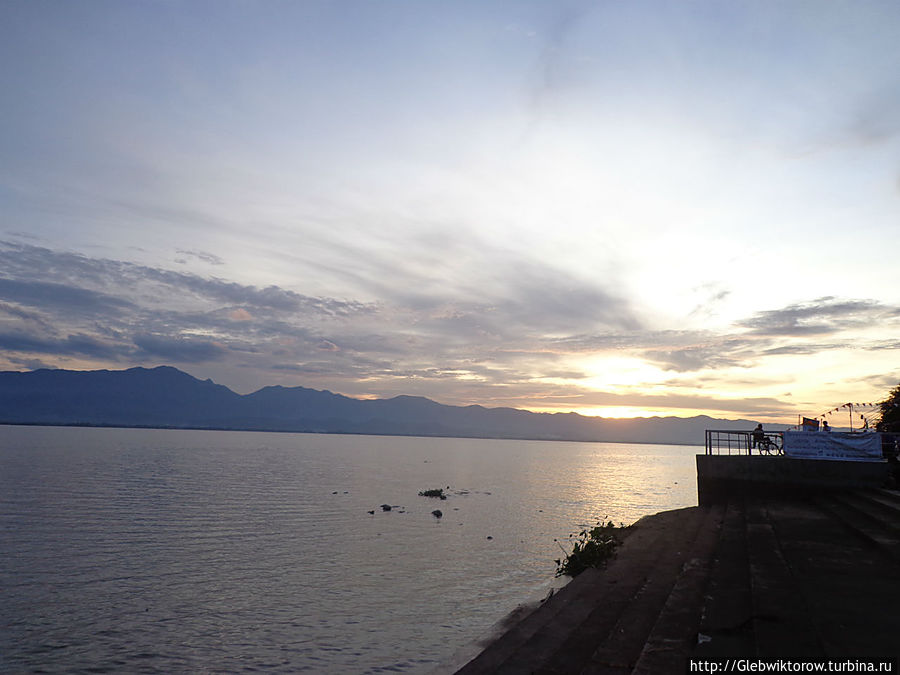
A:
[815,402,881,429]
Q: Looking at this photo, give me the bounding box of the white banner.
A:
[782,431,883,461]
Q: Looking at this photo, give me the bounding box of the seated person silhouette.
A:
[752,423,765,449]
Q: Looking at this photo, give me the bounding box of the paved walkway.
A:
[454,489,900,674]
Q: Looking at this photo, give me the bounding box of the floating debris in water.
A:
[418,488,447,499]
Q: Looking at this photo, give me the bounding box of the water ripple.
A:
[1,426,698,673]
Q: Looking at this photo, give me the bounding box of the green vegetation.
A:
[876,383,900,432]
[418,488,447,499]
[554,520,628,578]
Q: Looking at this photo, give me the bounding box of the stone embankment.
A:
[454,489,900,673]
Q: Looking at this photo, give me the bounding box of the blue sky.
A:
[2,1,900,423]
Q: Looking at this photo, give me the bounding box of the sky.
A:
[1,1,899,424]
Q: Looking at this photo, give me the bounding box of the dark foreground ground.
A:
[454,489,900,674]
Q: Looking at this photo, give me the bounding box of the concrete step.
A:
[828,492,900,538]
[565,507,717,675]
[691,498,755,661]
[455,507,708,675]
[694,499,756,660]
[771,496,900,659]
[492,508,708,675]
[452,566,606,675]
[745,500,825,659]
[453,490,900,673]
[629,503,725,675]
[813,494,900,562]
[870,488,900,513]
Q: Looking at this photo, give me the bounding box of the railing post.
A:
[705,430,764,457]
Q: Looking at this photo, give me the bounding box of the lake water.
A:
[0,425,701,674]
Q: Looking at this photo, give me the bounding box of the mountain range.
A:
[0,366,772,445]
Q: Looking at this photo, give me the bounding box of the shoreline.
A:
[452,491,900,672]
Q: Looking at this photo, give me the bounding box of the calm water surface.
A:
[0,426,700,673]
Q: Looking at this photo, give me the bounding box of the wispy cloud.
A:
[175,249,225,266]
[133,333,227,362]
[848,87,900,146]
[528,3,591,111]
[0,242,371,316]
[0,331,124,360]
[739,298,897,337]
[0,241,636,385]
[642,338,757,373]
[0,278,134,315]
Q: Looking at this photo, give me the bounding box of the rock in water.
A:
[432,509,443,518]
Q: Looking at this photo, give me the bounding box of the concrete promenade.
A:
[453,489,900,674]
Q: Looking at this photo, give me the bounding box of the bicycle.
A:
[756,435,782,455]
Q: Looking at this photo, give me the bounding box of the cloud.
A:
[738,297,895,337]
[0,241,377,371]
[807,86,900,151]
[316,339,340,352]
[528,3,591,111]
[643,339,755,373]
[546,297,900,375]
[175,249,225,266]
[228,308,253,321]
[789,89,900,158]
[136,268,370,315]
[1,238,895,421]
[864,373,900,392]
[869,340,900,351]
[0,278,134,315]
[271,363,334,374]
[637,297,900,371]
[572,389,795,417]
[0,331,124,359]
[133,334,227,362]
[547,329,758,372]
[0,301,44,321]
[687,284,731,320]
[762,343,839,357]
[493,261,641,334]
[409,255,640,348]
[7,355,56,370]
[849,93,900,146]
[0,241,372,317]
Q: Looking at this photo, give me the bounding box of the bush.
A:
[554,520,627,578]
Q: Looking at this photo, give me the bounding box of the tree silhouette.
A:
[876,383,900,432]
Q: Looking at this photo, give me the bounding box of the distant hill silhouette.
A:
[0,366,773,445]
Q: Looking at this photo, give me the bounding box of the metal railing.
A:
[706,429,900,459]
[705,429,784,456]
